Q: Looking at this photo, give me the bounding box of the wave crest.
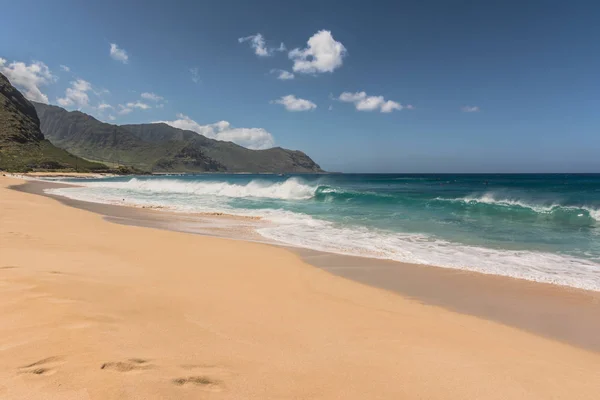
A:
[78,177,319,200]
[77,177,392,203]
[436,194,600,223]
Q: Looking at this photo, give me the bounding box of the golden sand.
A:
[17,172,114,178]
[1,175,599,399]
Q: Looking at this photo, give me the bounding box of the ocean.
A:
[47,173,600,291]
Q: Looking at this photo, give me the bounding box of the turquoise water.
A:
[49,174,600,290]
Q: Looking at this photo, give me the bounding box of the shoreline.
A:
[28,173,600,292]
[9,172,118,179]
[2,174,600,399]
[11,177,600,353]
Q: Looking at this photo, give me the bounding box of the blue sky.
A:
[1,0,599,172]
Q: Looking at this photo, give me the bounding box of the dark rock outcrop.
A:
[0,72,44,145]
[0,73,106,172]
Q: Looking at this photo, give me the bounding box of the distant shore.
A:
[7,171,117,179]
[5,171,334,179]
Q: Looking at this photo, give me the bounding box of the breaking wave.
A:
[44,175,600,291]
[76,177,319,200]
[435,194,599,224]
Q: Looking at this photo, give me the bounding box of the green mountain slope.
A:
[0,72,106,172]
[33,102,323,173]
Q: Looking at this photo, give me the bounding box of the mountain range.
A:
[33,102,322,173]
[0,72,106,172]
[1,71,322,173]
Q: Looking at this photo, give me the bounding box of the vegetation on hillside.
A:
[0,72,108,172]
[33,102,323,173]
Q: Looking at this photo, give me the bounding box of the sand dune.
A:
[1,174,599,399]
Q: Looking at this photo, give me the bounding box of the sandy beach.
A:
[1,174,600,400]
[10,172,116,179]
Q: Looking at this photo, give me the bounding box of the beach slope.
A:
[0,175,599,400]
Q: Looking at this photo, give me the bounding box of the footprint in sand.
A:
[172,365,226,391]
[101,358,154,372]
[100,359,224,391]
[172,376,222,391]
[18,356,63,376]
[5,232,36,240]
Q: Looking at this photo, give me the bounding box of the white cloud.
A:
[73,79,92,92]
[270,69,294,80]
[338,91,412,113]
[109,43,129,63]
[56,79,92,108]
[289,30,346,74]
[239,33,268,56]
[108,114,116,121]
[238,33,286,57]
[380,100,402,113]
[118,105,133,115]
[338,92,366,102]
[156,114,275,149]
[60,64,70,72]
[55,78,115,115]
[94,87,110,96]
[116,96,156,115]
[126,101,151,110]
[461,105,480,112]
[0,58,56,103]
[272,95,317,112]
[190,67,200,83]
[141,92,164,101]
[354,96,383,111]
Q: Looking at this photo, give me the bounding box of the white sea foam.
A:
[45,180,600,292]
[255,215,600,291]
[437,194,600,222]
[589,208,600,222]
[68,177,319,200]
